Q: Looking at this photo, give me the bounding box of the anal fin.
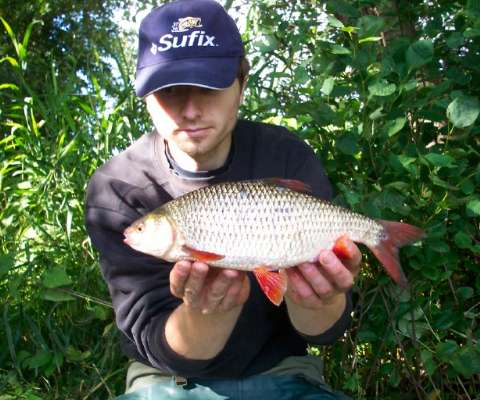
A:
[253,267,287,306]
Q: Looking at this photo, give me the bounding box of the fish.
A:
[123,179,424,305]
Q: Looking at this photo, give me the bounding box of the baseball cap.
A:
[135,0,245,97]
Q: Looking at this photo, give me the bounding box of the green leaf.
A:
[327,0,359,17]
[429,240,450,253]
[385,117,406,137]
[400,79,417,92]
[421,351,437,376]
[368,79,396,96]
[0,17,19,56]
[424,153,456,168]
[41,289,76,302]
[359,36,382,44]
[358,16,385,37]
[454,232,472,249]
[65,346,91,362]
[446,95,480,128]
[369,106,384,120]
[26,350,52,369]
[406,40,434,70]
[321,77,335,96]
[450,347,480,378]
[0,253,15,278]
[336,135,358,155]
[460,180,475,195]
[327,16,344,28]
[0,83,19,91]
[41,268,72,288]
[398,319,428,339]
[456,286,474,301]
[330,44,351,55]
[464,27,480,38]
[397,155,416,169]
[466,198,480,216]
[436,340,459,362]
[446,32,464,49]
[431,175,458,191]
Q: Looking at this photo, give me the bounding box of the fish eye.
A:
[136,223,144,233]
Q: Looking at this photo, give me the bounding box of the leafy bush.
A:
[1,1,479,398]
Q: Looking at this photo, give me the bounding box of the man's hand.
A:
[169,260,250,314]
[165,261,250,360]
[285,238,361,308]
[284,237,361,336]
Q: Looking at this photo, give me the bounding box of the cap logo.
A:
[150,15,218,55]
[172,17,202,33]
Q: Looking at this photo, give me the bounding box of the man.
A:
[85,0,361,398]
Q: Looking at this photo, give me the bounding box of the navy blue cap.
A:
[135,0,245,97]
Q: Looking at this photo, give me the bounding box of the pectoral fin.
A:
[182,245,225,263]
[253,267,287,306]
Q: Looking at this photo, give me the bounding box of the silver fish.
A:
[124,179,424,305]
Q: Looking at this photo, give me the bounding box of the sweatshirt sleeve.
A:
[85,172,220,375]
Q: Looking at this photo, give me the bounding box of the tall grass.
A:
[0,17,149,398]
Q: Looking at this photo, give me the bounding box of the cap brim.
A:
[135,57,239,97]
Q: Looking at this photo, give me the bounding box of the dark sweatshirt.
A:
[85,119,352,378]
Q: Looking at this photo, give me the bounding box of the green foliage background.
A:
[1,0,479,398]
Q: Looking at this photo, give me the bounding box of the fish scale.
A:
[124,179,424,305]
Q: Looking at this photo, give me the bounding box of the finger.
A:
[286,266,323,308]
[296,262,336,300]
[183,262,209,307]
[318,250,354,292]
[218,273,244,312]
[332,236,362,274]
[169,260,192,298]
[202,269,239,314]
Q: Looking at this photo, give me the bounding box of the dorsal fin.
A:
[264,178,312,194]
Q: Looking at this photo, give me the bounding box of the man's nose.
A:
[180,91,202,120]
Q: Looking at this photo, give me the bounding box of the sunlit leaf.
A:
[446,95,480,128]
[359,36,382,44]
[41,267,72,288]
[466,198,480,216]
[330,44,351,55]
[327,16,344,28]
[385,117,406,137]
[321,77,334,95]
[368,79,396,96]
[41,289,76,302]
[424,153,456,168]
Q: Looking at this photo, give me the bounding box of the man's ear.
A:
[239,76,248,104]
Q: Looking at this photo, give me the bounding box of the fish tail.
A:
[367,220,424,288]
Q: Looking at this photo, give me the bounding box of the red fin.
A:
[332,234,353,260]
[266,178,312,194]
[182,245,225,263]
[368,220,425,288]
[253,267,287,306]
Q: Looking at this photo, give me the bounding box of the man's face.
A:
[145,80,245,163]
